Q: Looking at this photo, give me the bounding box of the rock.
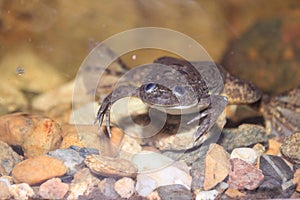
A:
[0,47,65,93]
[47,148,84,175]
[0,83,27,115]
[60,125,121,158]
[228,158,264,190]
[119,134,142,161]
[98,178,119,199]
[196,190,218,200]
[265,138,281,155]
[204,143,230,190]
[0,141,23,175]
[67,168,101,200]
[218,124,268,152]
[69,145,99,158]
[258,154,295,198]
[294,168,300,192]
[114,177,135,198]
[78,188,114,200]
[281,132,300,164]
[221,17,300,94]
[224,188,245,199]
[0,113,62,158]
[190,144,210,191]
[32,80,74,111]
[84,154,137,178]
[157,184,193,200]
[9,183,35,200]
[12,155,67,185]
[230,147,258,165]
[252,143,266,157]
[135,174,157,197]
[134,151,192,196]
[39,178,69,199]
[0,180,10,199]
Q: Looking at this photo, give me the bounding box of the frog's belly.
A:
[150,103,208,115]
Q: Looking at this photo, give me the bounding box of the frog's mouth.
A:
[149,102,208,115]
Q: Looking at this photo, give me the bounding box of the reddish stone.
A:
[228,158,264,190]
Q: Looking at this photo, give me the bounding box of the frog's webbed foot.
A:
[94,93,113,137]
[192,95,228,142]
[95,84,139,138]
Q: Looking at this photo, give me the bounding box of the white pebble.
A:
[230,147,258,165]
[114,177,135,198]
[196,190,218,200]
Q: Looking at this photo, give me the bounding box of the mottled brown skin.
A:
[95,56,261,142]
[260,86,300,139]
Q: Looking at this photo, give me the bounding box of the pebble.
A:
[228,158,264,190]
[157,184,193,200]
[39,178,69,199]
[190,144,209,191]
[114,177,135,198]
[0,180,10,199]
[133,151,192,192]
[119,134,142,161]
[204,143,230,190]
[258,154,295,198]
[84,154,137,178]
[196,189,218,200]
[0,113,62,158]
[47,148,84,175]
[0,141,23,175]
[9,183,35,200]
[70,145,99,158]
[98,178,120,199]
[135,174,157,197]
[218,124,268,152]
[265,138,281,155]
[12,155,67,185]
[224,188,245,199]
[230,147,258,165]
[280,132,300,164]
[67,168,101,200]
[294,169,300,192]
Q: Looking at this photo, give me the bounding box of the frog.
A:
[260,86,300,139]
[95,56,262,143]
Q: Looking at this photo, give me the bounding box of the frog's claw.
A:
[95,93,112,137]
[193,110,211,142]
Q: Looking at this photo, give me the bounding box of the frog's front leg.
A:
[95,84,138,137]
[191,95,228,142]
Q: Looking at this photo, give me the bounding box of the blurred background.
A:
[0,0,299,112]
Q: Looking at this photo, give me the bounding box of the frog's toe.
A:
[193,115,210,142]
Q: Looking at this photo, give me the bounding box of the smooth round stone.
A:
[84,154,137,178]
[132,150,174,173]
[12,155,67,185]
[230,147,258,165]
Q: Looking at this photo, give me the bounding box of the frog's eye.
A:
[144,83,157,93]
[173,86,185,96]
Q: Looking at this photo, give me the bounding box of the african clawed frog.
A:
[95,56,261,142]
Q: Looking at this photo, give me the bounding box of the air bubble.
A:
[16,67,25,75]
